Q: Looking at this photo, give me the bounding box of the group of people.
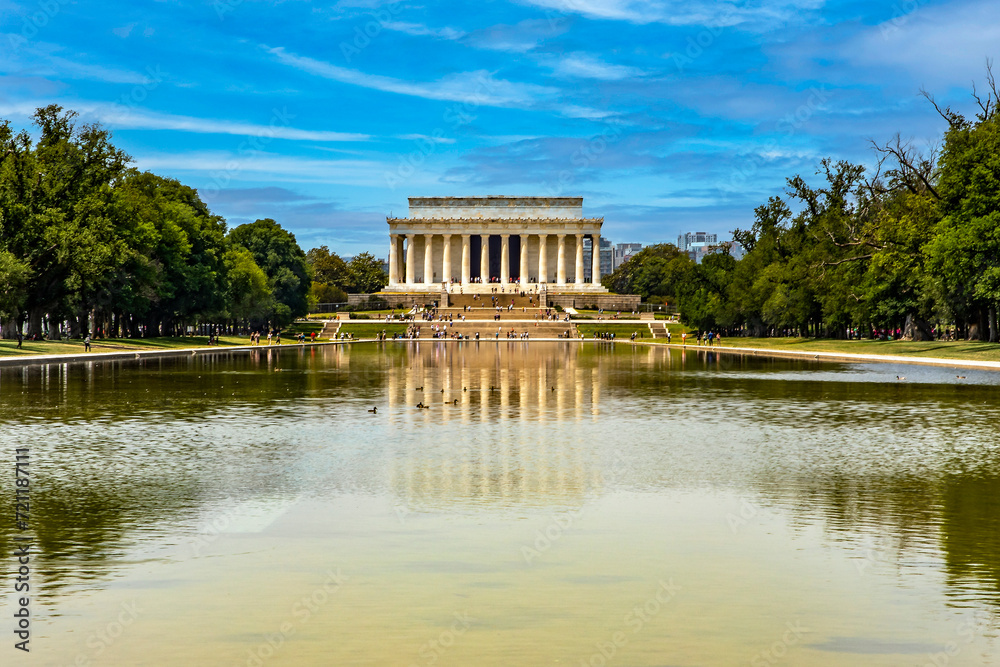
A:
[680,331,722,346]
[248,330,318,345]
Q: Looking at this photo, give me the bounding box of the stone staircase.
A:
[447,293,541,310]
[411,319,576,340]
[319,321,341,339]
[648,322,672,340]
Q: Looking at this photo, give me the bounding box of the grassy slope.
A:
[0,336,251,357]
[647,336,1000,362]
[337,323,411,338]
[576,322,692,338]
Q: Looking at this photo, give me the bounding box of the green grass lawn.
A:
[337,322,411,338]
[0,335,251,357]
[647,336,1000,362]
[282,320,324,336]
[576,323,654,338]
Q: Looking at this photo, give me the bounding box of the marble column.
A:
[480,234,489,282]
[405,234,415,285]
[538,234,548,284]
[461,234,471,285]
[591,234,601,285]
[423,234,434,284]
[519,234,529,287]
[442,233,452,286]
[389,234,399,284]
[500,234,510,285]
[575,233,584,284]
[556,234,566,284]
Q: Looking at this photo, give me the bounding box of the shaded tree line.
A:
[606,71,1000,341]
[0,106,385,339]
[305,246,388,308]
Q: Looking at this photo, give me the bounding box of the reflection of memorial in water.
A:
[383,342,606,511]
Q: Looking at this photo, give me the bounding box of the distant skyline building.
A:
[677,231,718,252]
[612,243,643,271]
[582,236,613,282]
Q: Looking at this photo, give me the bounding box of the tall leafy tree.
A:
[228,219,311,326]
[347,252,388,294]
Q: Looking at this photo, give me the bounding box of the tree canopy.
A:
[0,106,374,338]
[606,69,1000,341]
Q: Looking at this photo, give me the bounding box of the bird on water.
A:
[368,407,377,413]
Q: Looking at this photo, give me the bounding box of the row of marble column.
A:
[388,232,602,286]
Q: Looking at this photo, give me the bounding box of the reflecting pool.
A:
[1,342,1000,666]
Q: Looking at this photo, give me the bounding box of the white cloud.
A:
[382,21,465,40]
[515,0,824,28]
[547,52,647,80]
[1,54,155,85]
[265,46,555,108]
[134,151,441,188]
[0,101,369,142]
[843,0,1000,87]
[561,104,617,119]
[463,19,567,53]
[112,23,136,39]
[397,134,456,144]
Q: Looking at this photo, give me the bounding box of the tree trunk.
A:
[1,317,18,339]
[989,306,998,343]
[27,307,43,338]
[902,314,934,341]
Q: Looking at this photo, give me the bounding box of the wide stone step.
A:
[436,307,560,321]
[319,321,341,338]
[448,293,539,309]
[412,321,577,339]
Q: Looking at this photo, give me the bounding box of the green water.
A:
[1,342,999,666]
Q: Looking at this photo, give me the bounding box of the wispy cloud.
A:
[382,21,465,40]
[516,0,823,28]
[265,45,555,108]
[462,19,568,53]
[397,133,456,144]
[0,101,369,142]
[2,53,156,85]
[134,151,441,188]
[546,52,648,80]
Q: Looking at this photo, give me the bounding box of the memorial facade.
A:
[383,196,609,293]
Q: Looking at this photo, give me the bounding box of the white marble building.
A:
[383,196,610,294]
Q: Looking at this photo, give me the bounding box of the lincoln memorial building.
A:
[382,196,611,295]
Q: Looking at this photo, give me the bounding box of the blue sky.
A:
[2,0,998,257]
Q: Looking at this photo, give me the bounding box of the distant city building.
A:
[686,240,745,264]
[612,243,643,270]
[582,236,613,281]
[677,231,717,252]
[724,241,746,261]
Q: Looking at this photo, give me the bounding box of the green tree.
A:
[306,245,350,289]
[224,245,273,324]
[346,251,388,293]
[228,218,311,326]
[925,82,1000,340]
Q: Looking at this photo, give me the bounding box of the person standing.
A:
[84,333,91,352]
[16,330,23,349]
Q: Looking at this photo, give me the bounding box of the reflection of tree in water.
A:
[24,479,198,599]
[749,472,1000,609]
[940,476,1000,604]
[0,347,347,599]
